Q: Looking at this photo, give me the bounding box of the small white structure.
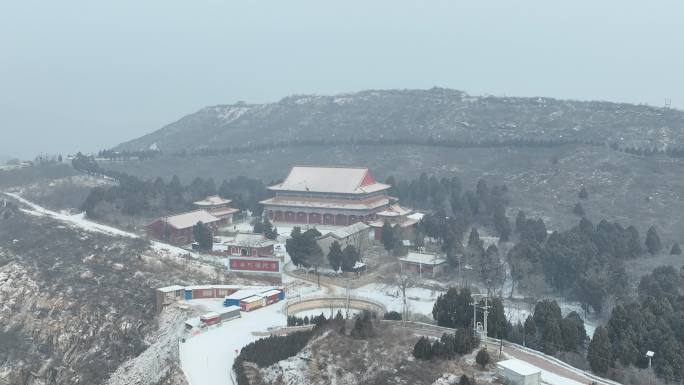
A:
[398,251,447,277]
[496,359,541,385]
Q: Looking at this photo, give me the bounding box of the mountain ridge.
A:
[115,88,684,153]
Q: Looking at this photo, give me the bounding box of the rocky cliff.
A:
[0,201,211,385]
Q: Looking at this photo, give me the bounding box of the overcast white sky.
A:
[1,0,683,159]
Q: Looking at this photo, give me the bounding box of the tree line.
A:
[285,227,362,273]
[233,330,316,385]
[384,174,512,261]
[431,287,588,360]
[507,213,667,315]
[412,329,479,361]
[97,149,161,161]
[610,142,684,159]
[588,265,684,382]
[75,154,268,221]
[154,136,601,159]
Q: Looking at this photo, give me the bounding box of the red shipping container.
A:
[261,289,281,305]
[200,312,221,326]
[192,287,215,299]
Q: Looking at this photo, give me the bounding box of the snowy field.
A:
[180,276,326,385]
[179,300,287,385]
[350,283,443,317]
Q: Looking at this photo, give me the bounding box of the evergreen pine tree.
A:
[381,221,396,254]
[286,227,304,266]
[252,218,264,234]
[645,226,662,255]
[432,287,473,328]
[413,337,433,360]
[327,241,343,271]
[192,221,213,250]
[523,316,537,348]
[341,245,360,272]
[573,202,585,216]
[262,217,278,239]
[626,225,642,257]
[588,326,612,375]
[671,243,682,255]
[493,205,511,241]
[515,210,527,233]
[467,228,483,250]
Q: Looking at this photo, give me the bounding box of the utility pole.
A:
[471,300,477,332]
[483,296,490,350]
[345,280,351,319]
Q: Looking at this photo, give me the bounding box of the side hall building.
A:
[193,195,238,225]
[260,166,393,226]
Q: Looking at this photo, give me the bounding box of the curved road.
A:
[285,295,387,316]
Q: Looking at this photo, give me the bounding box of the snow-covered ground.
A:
[354,283,442,317]
[6,192,139,238]
[179,275,325,385]
[179,301,287,385]
[540,369,584,385]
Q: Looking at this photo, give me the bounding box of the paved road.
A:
[389,322,618,385]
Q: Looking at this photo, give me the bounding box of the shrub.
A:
[476,348,490,368]
[413,337,432,360]
[383,311,402,320]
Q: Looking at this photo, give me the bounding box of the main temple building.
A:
[260,166,393,226]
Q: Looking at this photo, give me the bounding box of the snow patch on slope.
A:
[105,307,189,385]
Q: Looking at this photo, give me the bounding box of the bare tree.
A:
[392,271,415,324]
[347,229,369,260]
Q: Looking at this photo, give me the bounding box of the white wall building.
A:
[496,359,541,385]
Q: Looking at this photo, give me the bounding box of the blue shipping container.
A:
[224,298,241,307]
[184,290,193,300]
[278,290,285,300]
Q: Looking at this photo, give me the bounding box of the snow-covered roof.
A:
[194,195,232,206]
[407,212,424,221]
[353,261,367,269]
[320,222,370,240]
[224,233,277,248]
[241,295,264,303]
[225,288,268,300]
[200,312,220,319]
[210,207,238,217]
[376,204,413,217]
[399,252,447,266]
[268,166,390,194]
[368,217,418,228]
[157,285,185,293]
[163,210,221,229]
[260,289,282,297]
[496,359,541,376]
[260,196,389,210]
[219,306,241,314]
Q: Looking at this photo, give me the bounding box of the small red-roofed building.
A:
[193,195,238,225]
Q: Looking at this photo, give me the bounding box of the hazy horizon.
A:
[2,0,683,159]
